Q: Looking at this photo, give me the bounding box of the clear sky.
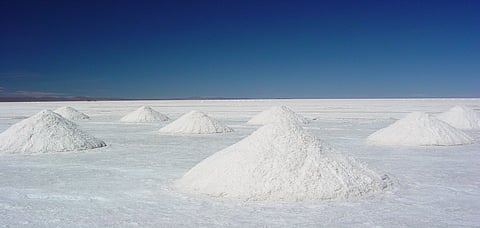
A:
[0,0,479,98]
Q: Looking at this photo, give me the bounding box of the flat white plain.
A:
[0,99,479,227]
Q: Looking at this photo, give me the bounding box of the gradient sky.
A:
[1,0,479,98]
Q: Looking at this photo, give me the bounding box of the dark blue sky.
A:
[0,0,479,98]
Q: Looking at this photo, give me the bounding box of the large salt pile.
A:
[0,110,106,154]
[175,123,390,201]
[120,106,169,123]
[247,106,309,125]
[54,106,90,120]
[367,112,473,146]
[437,106,480,130]
[159,111,233,134]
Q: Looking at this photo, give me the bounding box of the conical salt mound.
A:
[367,112,473,146]
[437,106,480,130]
[120,106,169,123]
[247,106,309,125]
[54,106,90,120]
[0,110,106,154]
[175,123,391,201]
[159,111,233,134]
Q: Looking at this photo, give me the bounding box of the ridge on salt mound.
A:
[54,106,90,120]
[367,112,473,146]
[159,111,233,134]
[175,123,391,201]
[437,106,480,130]
[120,106,169,123]
[0,110,106,154]
[247,106,309,125]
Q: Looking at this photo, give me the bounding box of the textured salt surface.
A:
[0,99,479,227]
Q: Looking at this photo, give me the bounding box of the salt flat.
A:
[0,99,479,227]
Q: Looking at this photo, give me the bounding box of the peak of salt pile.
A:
[120,106,169,123]
[367,112,473,146]
[54,106,90,120]
[175,123,390,201]
[0,110,106,154]
[247,106,309,125]
[437,106,480,130]
[159,111,233,134]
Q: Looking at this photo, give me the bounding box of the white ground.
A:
[0,99,479,227]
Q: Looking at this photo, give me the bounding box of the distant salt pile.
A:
[437,106,480,130]
[120,106,169,123]
[0,110,106,154]
[247,106,309,125]
[175,123,390,201]
[159,111,233,134]
[54,106,90,120]
[367,112,473,146]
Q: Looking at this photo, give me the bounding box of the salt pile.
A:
[367,112,473,146]
[159,111,233,134]
[120,106,169,123]
[437,106,480,129]
[54,106,90,120]
[175,123,390,201]
[0,110,106,154]
[247,106,309,125]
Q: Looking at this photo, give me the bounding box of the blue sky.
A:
[0,0,479,98]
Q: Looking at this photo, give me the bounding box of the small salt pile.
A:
[247,106,309,125]
[437,106,480,129]
[159,111,233,134]
[0,110,106,154]
[120,106,169,123]
[367,112,473,146]
[54,106,89,120]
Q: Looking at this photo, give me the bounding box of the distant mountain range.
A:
[0,96,239,102]
[0,96,100,102]
[0,96,478,102]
